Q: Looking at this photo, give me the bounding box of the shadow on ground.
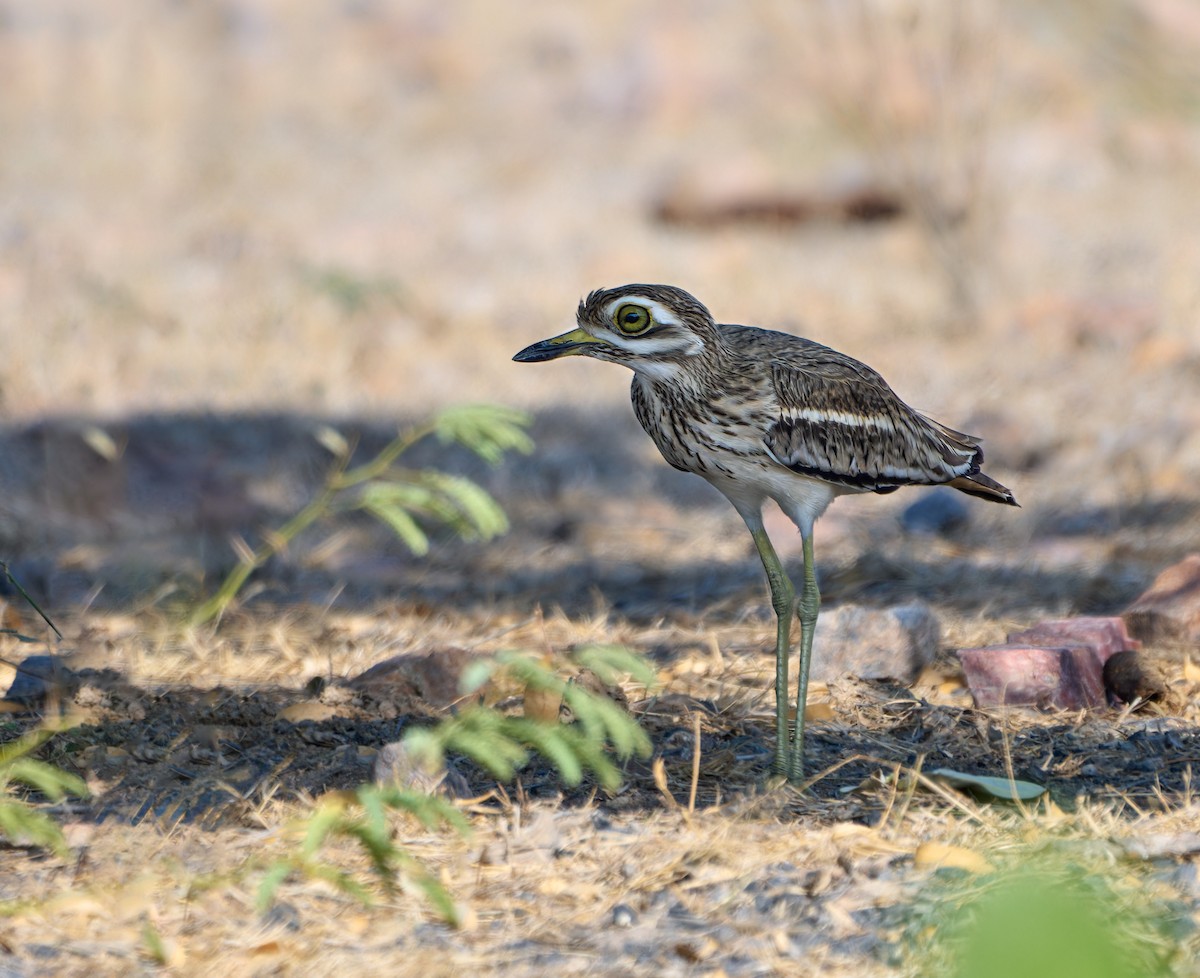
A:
[0,408,1195,829]
[0,409,1190,623]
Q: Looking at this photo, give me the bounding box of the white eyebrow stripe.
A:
[783,408,896,431]
[601,297,681,327]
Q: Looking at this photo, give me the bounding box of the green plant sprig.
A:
[191,405,533,624]
[256,783,470,923]
[403,646,656,792]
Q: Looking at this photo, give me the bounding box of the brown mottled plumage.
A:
[515,284,1016,781]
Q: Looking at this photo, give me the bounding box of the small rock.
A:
[1124,554,1200,642]
[1102,650,1172,706]
[899,488,969,535]
[260,901,303,933]
[523,684,563,724]
[572,668,630,709]
[812,601,940,683]
[1124,831,1200,860]
[275,701,339,723]
[611,903,637,928]
[348,648,486,712]
[3,655,77,705]
[956,645,1106,710]
[959,616,1146,711]
[1007,616,1140,665]
[506,809,563,863]
[374,741,470,798]
[476,840,507,866]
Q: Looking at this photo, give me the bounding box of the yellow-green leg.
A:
[746,522,796,778]
[788,534,820,782]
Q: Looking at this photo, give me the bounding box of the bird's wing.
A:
[761,343,982,492]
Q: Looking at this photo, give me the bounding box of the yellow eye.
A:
[614,303,651,334]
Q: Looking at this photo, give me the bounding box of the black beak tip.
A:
[514,339,576,363]
[513,345,545,363]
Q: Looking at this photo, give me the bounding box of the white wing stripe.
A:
[781,408,897,431]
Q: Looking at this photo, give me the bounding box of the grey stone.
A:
[899,487,969,535]
[811,601,940,682]
[4,655,76,705]
[611,903,637,928]
[374,741,470,798]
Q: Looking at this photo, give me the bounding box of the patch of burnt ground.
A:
[18,666,1200,829]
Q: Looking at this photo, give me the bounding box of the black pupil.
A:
[623,309,642,325]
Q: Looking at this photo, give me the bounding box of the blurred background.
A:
[1,0,1199,617]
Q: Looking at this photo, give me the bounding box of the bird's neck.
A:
[631,346,729,396]
[628,318,732,392]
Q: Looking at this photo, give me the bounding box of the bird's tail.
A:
[947,471,1019,506]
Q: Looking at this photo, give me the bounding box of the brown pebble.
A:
[348,648,486,712]
[1102,650,1170,706]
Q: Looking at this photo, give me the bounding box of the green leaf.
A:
[300,798,350,857]
[354,791,393,875]
[504,718,584,786]
[416,709,532,781]
[561,682,651,760]
[949,869,1148,978]
[458,658,497,696]
[572,644,659,689]
[306,862,374,905]
[417,472,510,540]
[448,727,525,780]
[256,861,293,912]
[0,725,58,770]
[371,787,469,834]
[0,802,68,854]
[401,727,444,772]
[4,759,88,801]
[357,487,430,555]
[402,863,460,925]
[928,768,1046,802]
[497,652,567,694]
[142,920,170,965]
[556,728,622,791]
[313,425,351,458]
[433,405,534,464]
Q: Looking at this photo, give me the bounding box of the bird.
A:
[514,284,1017,782]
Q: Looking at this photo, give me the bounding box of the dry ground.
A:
[2,1,1200,975]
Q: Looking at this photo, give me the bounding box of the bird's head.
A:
[513,285,718,376]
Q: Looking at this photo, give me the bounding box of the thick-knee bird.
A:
[515,285,1017,781]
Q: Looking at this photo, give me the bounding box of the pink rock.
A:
[956,645,1106,710]
[1123,554,1200,642]
[1007,616,1141,667]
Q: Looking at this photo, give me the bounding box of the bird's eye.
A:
[614,303,651,334]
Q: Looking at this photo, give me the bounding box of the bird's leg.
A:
[745,520,796,777]
[788,534,820,782]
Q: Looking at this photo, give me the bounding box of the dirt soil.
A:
[3,2,1200,976]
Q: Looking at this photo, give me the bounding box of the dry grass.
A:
[2,1,1200,975]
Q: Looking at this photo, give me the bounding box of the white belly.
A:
[702,462,847,538]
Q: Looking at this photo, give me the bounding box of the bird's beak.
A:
[513,327,608,363]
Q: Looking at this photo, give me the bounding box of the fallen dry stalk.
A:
[688,712,701,815]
